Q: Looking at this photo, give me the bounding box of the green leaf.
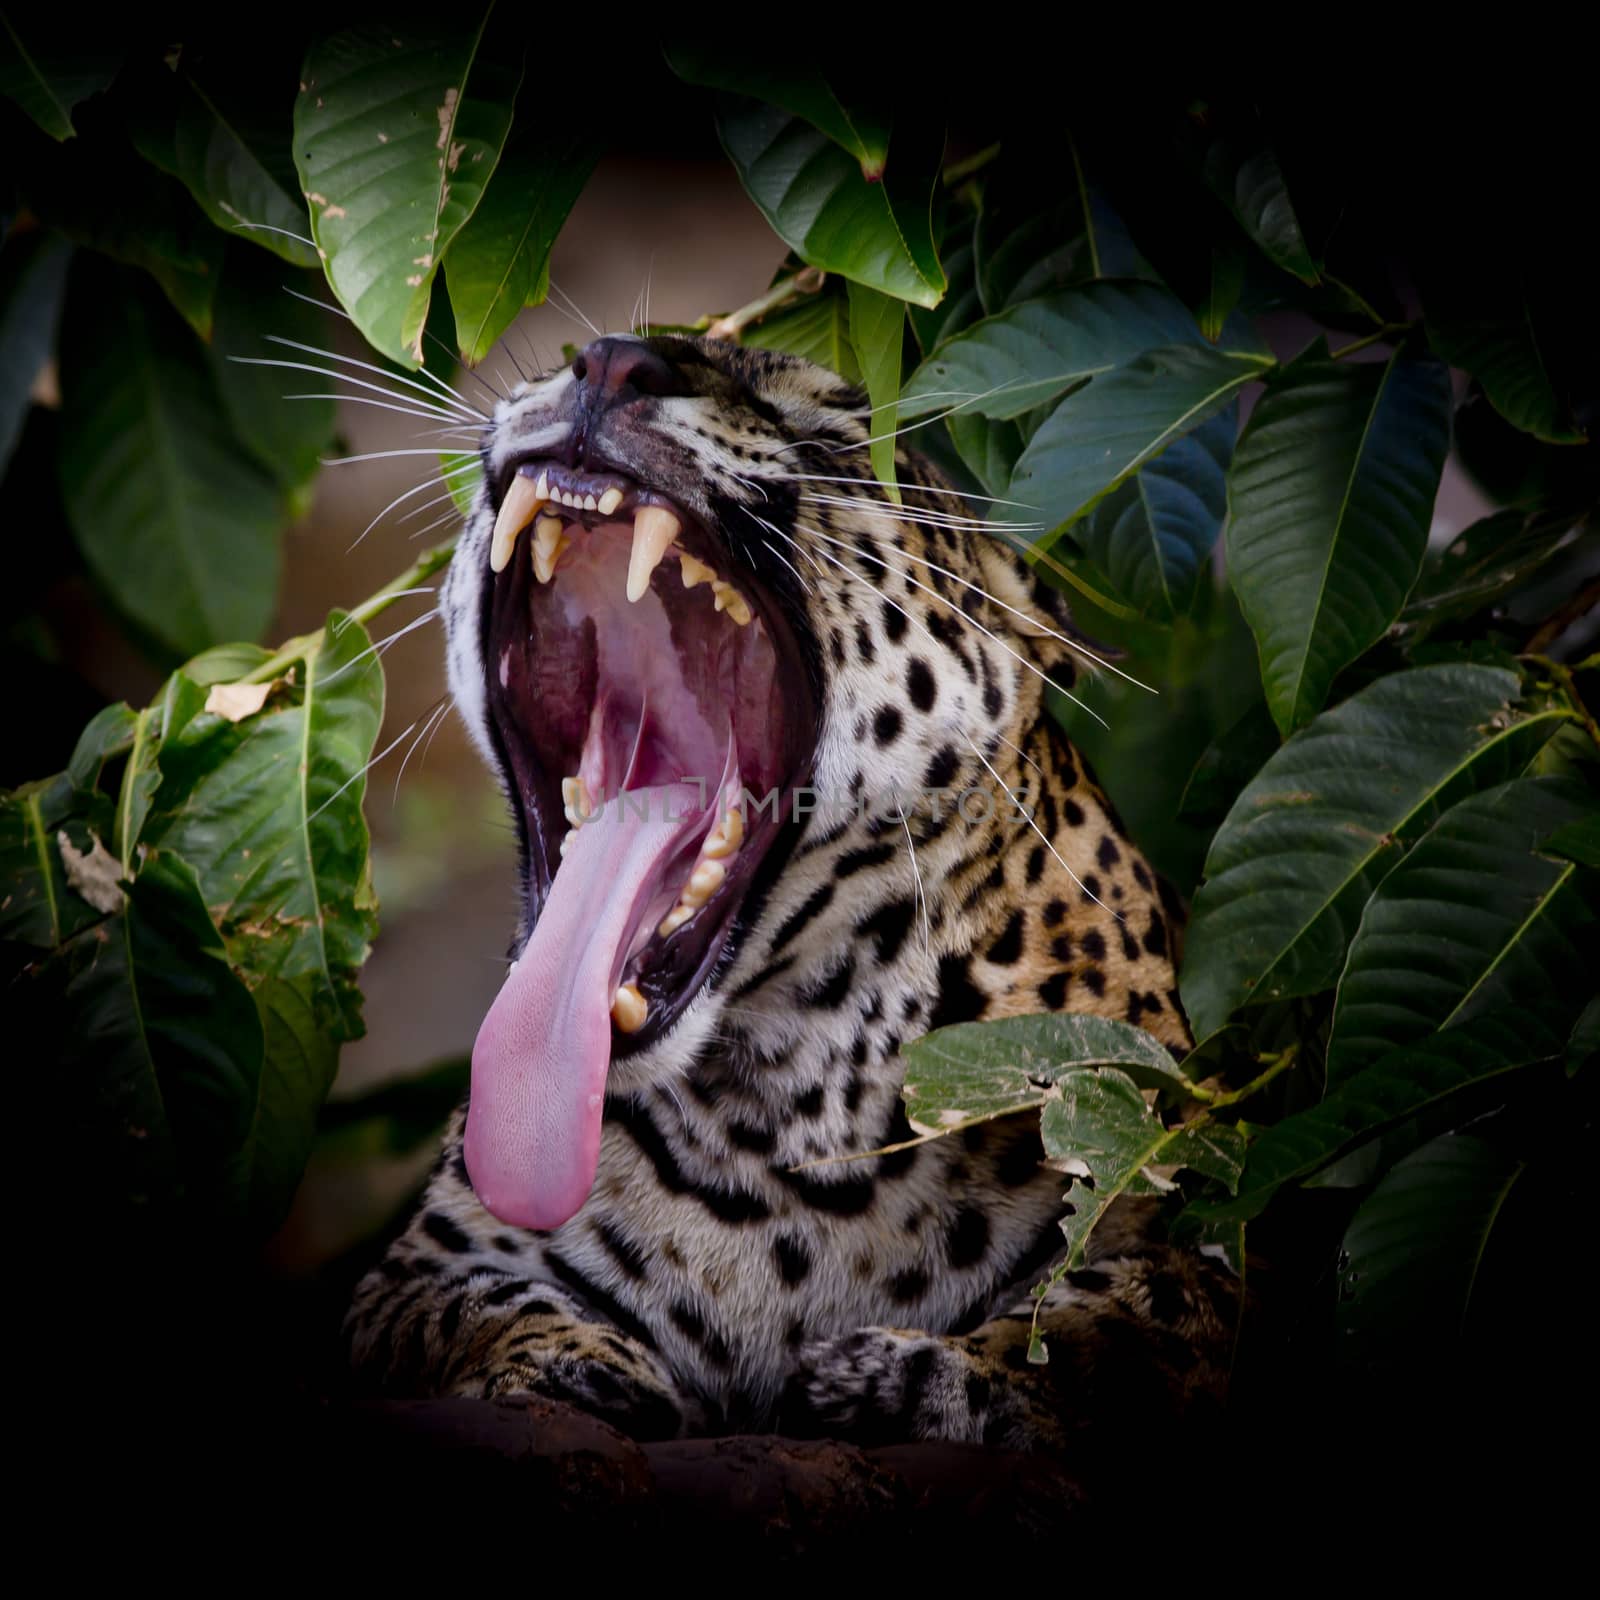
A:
[1400,508,1581,632]
[23,130,223,336]
[439,451,483,518]
[43,849,264,1216]
[1180,664,1570,1040]
[846,281,903,500]
[294,20,522,366]
[0,229,71,474]
[1186,1010,1561,1225]
[1009,343,1266,547]
[664,50,890,176]
[67,703,138,788]
[908,225,977,355]
[1200,130,1319,284]
[1426,267,1586,444]
[1335,1133,1525,1360]
[743,287,861,381]
[446,115,597,364]
[206,243,338,499]
[901,1013,1191,1139]
[1542,816,1600,870]
[57,260,282,657]
[130,64,318,267]
[1227,349,1453,734]
[141,610,385,1042]
[1568,998,1599,1074]
[945,411,1022,499]
[714,98,944,308]
[1067,401,1235,620]
[901,280,1206,422]
[0,21,117,140]
[0,773,111,951]
[1327,778,1598,1082]
[235,974,339,1234]
[1039,1070,1244,1268]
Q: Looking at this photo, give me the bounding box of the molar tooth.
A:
[597,487,624,516]
[682,858,726,906]
[532,514,570,583]
[702,806,744,860]
[658,905,693,937]
[680,553,716,588]
[711,580,753,626]
[490,475,545,572]
[627,504,682,603]
[611,983,647,1033]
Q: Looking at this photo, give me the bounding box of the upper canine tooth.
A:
[532,515,570,583]
[597,487,624,516]
[711,580,752,626]
[680,553,715,588]
[627,504,682,603]
[611,983,648,1033]
[490,476,546,572]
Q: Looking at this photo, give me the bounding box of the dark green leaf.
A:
[1200,129,1319,284]
[908,224,976,355]
[1177,699,1280,829]
[743,286,860,381]
[945,411,1021,498]
[1401,508,1580,631]
[1009,343,1266,547]
[206,243,337,500]
[318,1054,471,1161]
[0,773,111,951]
[714,98,944,307]
[294,20,522,365]
[1568,999,1599,1074]
[0,22,117,140]
[57,260,282,656]
[1327,778,1598,1082]
[142,610,384,1042]
[664,50,889,176]
[901,280,1205,422]
[901,1013,1190,1139]
[1068,402,1234,620]
[1180,664,1570,1040]
[46,849,264,1216]
[1335,1134,1524,1360]
[846,280,902,498]
[67,702,137,788]
[130,65,318,267]
[0,229,71,474]
[1186,1010,1562,1224]
[1227,349,1452,734]
[1542,815,1600,870]
[446,115,597,364]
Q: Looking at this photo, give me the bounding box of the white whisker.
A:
[777,470,1038,511]
[261,335,483,419]
[310,712,423,822]
[547,280,601,338]
[237,354,474,424]
[321,607,439,685]
[393,696,452,802]
[234,220,317,247]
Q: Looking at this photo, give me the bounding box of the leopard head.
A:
[442,333,1090,1230]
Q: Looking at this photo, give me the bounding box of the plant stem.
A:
[1523,650,1600,755]
[242,539,457,685]
[704,268,826,342]
[1206,1043,1299,1109]
[1329,322,1414,361]
[1526,575,1600,655]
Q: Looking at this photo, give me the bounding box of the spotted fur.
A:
[347,335,1231,1447]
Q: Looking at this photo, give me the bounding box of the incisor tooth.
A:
[702,806,744,859]
[611,984,647,1033]
[658,905,693,937]
[583,494,598,511]
[598,487,624,515]
[627,504,681,602]
[534,471,550,499]
[490,476,546,572]
[711,580,753,626]
[532,514,570,583]
[680,553,715,588]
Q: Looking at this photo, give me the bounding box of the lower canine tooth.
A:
[658,905,693,936]
[532,515,570,583]
[628,504,682,602]
[598,487,624,515]
[490,476,546,572]
[680,553,715,588]
[611,984,647,1033]
[711,581,752,626]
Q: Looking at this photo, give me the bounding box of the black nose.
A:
[571,336,679,400]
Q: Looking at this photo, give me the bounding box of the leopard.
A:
[345,331,1235,1457]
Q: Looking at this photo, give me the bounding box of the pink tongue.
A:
[465,783,702,1230]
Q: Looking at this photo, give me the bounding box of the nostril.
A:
[571,355,588,381]
[573,336,680,401]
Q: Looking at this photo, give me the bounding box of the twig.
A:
[1329,322,1415,361]
[1522,650,1600,755]
[1205,1043,1300,1110]
[1525,576,1600,655]
[703,268,826,342]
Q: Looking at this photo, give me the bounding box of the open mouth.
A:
[465,457,816,1229]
